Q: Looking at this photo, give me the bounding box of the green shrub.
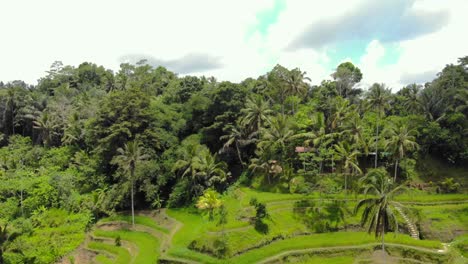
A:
[115,235,121,246]
[437,178,461,193]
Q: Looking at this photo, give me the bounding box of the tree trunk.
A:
[394,159,399,182]
[235,142,244,167]
[131,170,135,227]
[344,174,347,195]
[382,221,386,262]
[374,113,380,168]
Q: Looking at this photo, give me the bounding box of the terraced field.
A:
[60,188,467,263]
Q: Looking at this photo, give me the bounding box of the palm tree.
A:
[329,97,351,131]
[384,123,419,181]
[343,111,367,153]
[354,169,405,255]
[401,84,421,114]
[172,140,201,180]
[192,149,227,191]
[419,85,447,121]
[241,96,273,133]
[366,83,391,168]
[334,142,362,193]
[111,139,149,227]
[248,144,274,183]
[33,111,59,146]
[220,124,256,167]
[284,68,311,113]
[2,88,17,135]
[62,112,84,146]
[259,115,296,161]
[196,189,223,220]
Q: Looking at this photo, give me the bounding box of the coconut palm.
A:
[259,115,296,161]
[401,84,422,114]
[284,68,311,113]
[33,111,59,146]
[354,169,405,255]
[343,111,367,153]
[384,123,419,181]
[329,97,352,131]
[111,139,149,226]
[220,123,256,167]
[240,96,273,133]
[196,189,223,220]
[366,83,391,168]
[334,142,362,193]
[192,149,227,191]
[419,85,447,121]
[62,112,84,146]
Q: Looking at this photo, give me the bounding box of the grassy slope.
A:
[99,214,170,234]
[88,241,132,264]
[165,187,459,263]
[93,229,160,264]
[76,187,466,264]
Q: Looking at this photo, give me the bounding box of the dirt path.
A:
[256,242,448,264]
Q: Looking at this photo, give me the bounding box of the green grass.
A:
[227,232,441,264]
[295,255,355,264]
[94,229,160,264]
[452,234,468,257]
[99,215,169,234]
[87,187,466,264]
[396,192,468,203]
[414,203,468,241]
[88,241,132,264]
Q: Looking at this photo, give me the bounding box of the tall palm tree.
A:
[366,83,391,168]
[419,85,447,121]
[354,169,405,255]
[285,68,311,97]
[33,111,59,146]
[174,144,227,197]
[329,97,352,131]
[343,111,367,153]
[62,112,84,146]
[220,124,256,167]
[401,84,422,114]
[259,115,296,161]
[241,96,273,133]
[334,142,362,193]
[172,141,201,179]
[111,139,149,227]
[284,68,311,114]
[192,149,227,190]
[384,123,419,181]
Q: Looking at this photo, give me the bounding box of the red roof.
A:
[295,147,311,153]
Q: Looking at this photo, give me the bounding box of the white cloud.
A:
[0,0,466,89]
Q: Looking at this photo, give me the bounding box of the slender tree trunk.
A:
[20,189,23,217]
[394,159,399,182]
[235,142,244,167]
[382,222,386,263]
[344,173,347,195]
[374,113,380,168]
[130,170,135,227]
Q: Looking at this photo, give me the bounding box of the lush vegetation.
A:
[0,57,466,263]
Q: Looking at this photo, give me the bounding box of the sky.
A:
[0,0,467,90]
